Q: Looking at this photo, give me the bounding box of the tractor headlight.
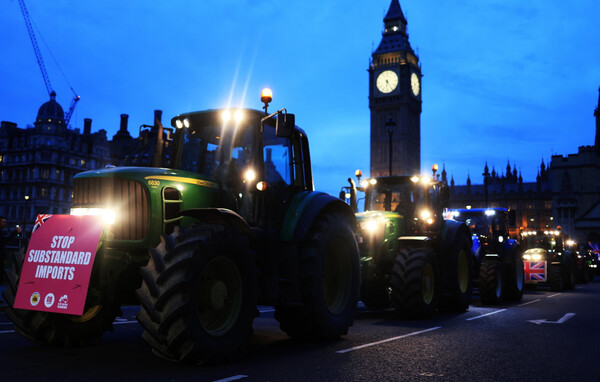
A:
[70,207,116,225]
[360,219,379,233]
[418,209,434,225]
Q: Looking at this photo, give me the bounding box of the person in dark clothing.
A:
[0,215,21,286]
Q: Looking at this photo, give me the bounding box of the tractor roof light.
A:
[234,109,244,123]
[485,209,496,216]
[360,179,369,189]
[221,109,244,124]
[369,178,377,185]
[261,88,273,113]
[175,118,191,129]
[410,176,420,183]
[222,110,232,123]
[261,88,273,104]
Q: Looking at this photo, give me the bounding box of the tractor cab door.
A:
[255,122,305,230]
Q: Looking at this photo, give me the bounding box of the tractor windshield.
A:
[521,234,561,251]
[170,109,295,189]
[364,178,421,216]
[175,121,254,181]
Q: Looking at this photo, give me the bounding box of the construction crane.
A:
[18,0,80,126]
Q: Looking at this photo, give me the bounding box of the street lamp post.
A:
[385,118,396,176]
[23,195,30,233]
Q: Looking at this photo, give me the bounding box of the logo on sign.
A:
[57,295,69,309]
[44,293,55,308]
[30,292,41,306]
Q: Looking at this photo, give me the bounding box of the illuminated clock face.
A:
[411,72,420,96]
[376,70,398,94]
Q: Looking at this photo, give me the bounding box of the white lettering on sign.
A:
[50,236,76,249]
[34,265,75,280]
[27,250,92,265]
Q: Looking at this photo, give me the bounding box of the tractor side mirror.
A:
[276,112,294,138]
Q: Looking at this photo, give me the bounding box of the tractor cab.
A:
[169,105,312,227]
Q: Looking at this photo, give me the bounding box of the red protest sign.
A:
[14,215,104,315]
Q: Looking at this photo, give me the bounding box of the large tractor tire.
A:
[136,226,258,365]
[478,259,504,305]
[2,246,121,347]
[360,277,391,310]
[441,233,473,312]
[503,250,524,301]
[549,263,564,291]
[389,248,439,318]
[275,212,360,339]
[563,258,577,290]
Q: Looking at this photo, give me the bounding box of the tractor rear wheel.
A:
[479,259,504,305]
[441,233,473,311]
[550,263,564,291]
[564,259,577,290]
[136,227,257,365]
[2,246,121,347]
[275,212,360,339]
[503,251,524,301]
[389,247,439,318]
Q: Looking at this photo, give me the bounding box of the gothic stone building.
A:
[447,161,552,237]
[449,87,600,243]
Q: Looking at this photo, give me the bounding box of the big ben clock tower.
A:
[369,0,422,177]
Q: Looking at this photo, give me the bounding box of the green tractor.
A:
[346,167,472,318]
[3,91,360,364]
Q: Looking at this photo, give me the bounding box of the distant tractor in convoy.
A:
[347,167,473,318]
[519,229,578,291]
[449,208,524,305]
[580,240,600,277]
[3,90,360,364]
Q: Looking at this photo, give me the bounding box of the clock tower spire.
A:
[369,0,422,177]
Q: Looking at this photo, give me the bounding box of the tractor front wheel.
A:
[479,259,504,305]
[503,251,524,301]
[441,234,473,312]
[275,212,360,339]
[389,247,439,318]
[2,246,121,347]
[136,227,257,364]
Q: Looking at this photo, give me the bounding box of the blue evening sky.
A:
[1,0,599,197]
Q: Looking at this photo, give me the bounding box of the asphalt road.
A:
[1,279,599,382]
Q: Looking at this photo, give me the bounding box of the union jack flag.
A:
[524,261,547,282]
[32,214,53,233]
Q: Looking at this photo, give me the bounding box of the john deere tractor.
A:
[449,208,524,305]
[348,168,472,318]
[3,91,360,364]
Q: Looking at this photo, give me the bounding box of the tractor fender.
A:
[280,191,356,243]
[178,207,252,235]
